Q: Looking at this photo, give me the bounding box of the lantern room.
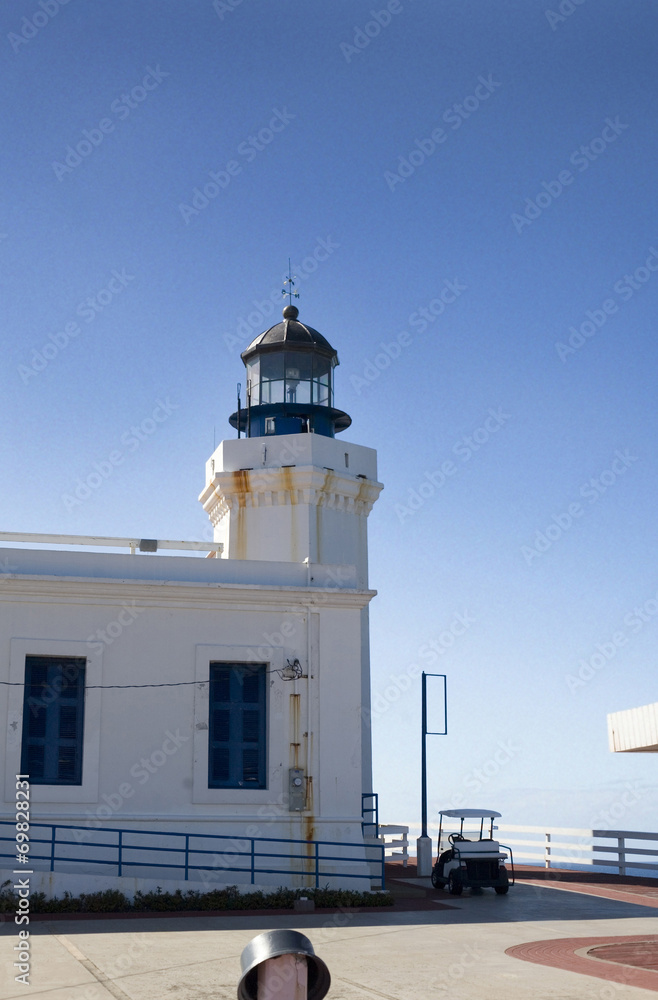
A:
[229,305,352,438]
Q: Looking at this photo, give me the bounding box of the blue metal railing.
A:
[361,792,379,838]
[0,821,385,889]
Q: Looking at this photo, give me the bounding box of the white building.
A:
[0,305,384,895]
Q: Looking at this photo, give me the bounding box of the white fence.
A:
[380,824,658,877]
[497,825,658,876]
[379,825,410,866]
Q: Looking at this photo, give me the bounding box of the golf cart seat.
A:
[452,839,507,859]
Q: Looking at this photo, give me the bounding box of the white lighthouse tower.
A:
[200,305,381,588]
[199,303,383,853]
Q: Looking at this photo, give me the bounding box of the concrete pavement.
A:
[2,879,658,999]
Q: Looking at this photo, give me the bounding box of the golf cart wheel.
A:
[431,867,442,889]
[495,884,509,895]
[448,872,463,895]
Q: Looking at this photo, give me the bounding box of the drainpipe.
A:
[306,605,312,808]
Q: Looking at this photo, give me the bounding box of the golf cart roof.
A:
[439,809,501,819]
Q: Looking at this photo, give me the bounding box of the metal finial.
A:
[282,257,300,306]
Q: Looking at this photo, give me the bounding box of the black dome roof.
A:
[241,306,337,361]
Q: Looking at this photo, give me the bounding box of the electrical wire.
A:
[0,660,303,689]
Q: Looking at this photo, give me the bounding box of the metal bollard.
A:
[238,929,330,999]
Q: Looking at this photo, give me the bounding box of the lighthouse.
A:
[199,304,383,853]
[0,300,385,895]
[200,305,382,589]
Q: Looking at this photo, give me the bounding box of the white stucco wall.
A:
[200,434,382,589]
[0,549,377,888]
[206,433,379,482]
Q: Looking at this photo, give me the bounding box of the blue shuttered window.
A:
[21,656,86,785]
[209,663,266,789]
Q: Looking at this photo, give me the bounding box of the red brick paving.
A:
[29,902,403,922]
[506,867,658,990]
[589,940,658,972]
[507,936,658,993]
[386,860,419,877]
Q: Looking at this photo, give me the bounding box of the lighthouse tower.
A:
[199,305,382,589]
[199,305,383,856]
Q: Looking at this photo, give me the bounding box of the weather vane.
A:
[282,258,300,306]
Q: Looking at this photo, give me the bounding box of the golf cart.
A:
[431,809,514,895]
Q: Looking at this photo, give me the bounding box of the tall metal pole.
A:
[417,671,446,876]
[421,671,427,839]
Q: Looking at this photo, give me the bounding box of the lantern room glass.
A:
[247,352,333,406]
[312,354,332,406]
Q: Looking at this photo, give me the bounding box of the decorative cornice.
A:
[0,576,376,610]
[200,465,383,526]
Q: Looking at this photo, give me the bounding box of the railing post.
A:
[381,844,385,889]
[118,830,122,877]
[315,842,320,889]
[50,825,56,872]
[545,831,551,869]
[618,836,626,876]
[251,838,255,885]
[185,834,189,881]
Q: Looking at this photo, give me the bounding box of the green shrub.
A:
[78,889,131,912]
[134,887,198,911]
[0,880,18,913]
[2,877,393,914]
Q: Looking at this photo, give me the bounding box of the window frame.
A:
[4,638,102,803]
[21,655,86,785]
[192,643,283,805]
[208,662,267,789]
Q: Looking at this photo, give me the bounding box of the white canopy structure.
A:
[608,702,658,752]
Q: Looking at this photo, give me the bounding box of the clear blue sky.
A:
[2,0,657,836]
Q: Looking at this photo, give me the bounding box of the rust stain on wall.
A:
[301,719,315,871]
[231,469,251,502]
[230,470,251,560]
[282,466,296,503]
[304,776,314,829]
[304,777,315,873]
[290,693,300,768]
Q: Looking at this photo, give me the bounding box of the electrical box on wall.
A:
[288,767,305,811]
